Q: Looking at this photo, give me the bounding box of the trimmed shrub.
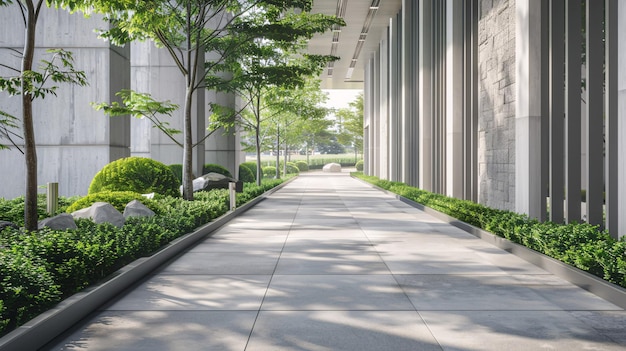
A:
[0,250,62,335]
[66,191,164,215]
[168,164,183,183]
[239,164,255,183]
[285,162,299,175]
[202,163,232,178]
[295,161,309,172]
[262,166,278,178]
[0,179,287,337]
[355,160,364,171]
[0,194,76,226]
[89,157,180,197]
[240,162,257,180]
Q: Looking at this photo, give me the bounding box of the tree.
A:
[336,92,363,161]
[82,0,342,199]
[266,80,330,176]
[0,0,87,231]
[211,8,342,185]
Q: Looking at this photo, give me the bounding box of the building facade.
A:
[362,0,626,239]
[0,6,241,199]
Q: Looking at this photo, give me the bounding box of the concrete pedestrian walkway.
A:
[45,172,626,350]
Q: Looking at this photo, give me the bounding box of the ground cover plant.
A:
[0,178,286,337]
[353,173,626,289]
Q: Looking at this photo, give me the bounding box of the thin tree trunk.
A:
[283,138,287,176]
[255,124,262,186]
[182,1,194,201]
[22,1,39,231]
[275,126,280,179]
[182,86,194,200]
[255,95,262,186]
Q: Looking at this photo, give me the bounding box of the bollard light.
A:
[47,182,59,215]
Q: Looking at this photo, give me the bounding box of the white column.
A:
[379,35,389,180]
[446,0,463,198]
[402,0,419,186]
[515,0,544,218]
[418,0,433,191]
[616,1,626,238]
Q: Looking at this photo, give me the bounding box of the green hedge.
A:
[0,179,285,337]
[0,194,76,226]
[307,157,361,169]
[353,173,626,289]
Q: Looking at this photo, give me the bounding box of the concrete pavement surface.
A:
[44,172,626,350]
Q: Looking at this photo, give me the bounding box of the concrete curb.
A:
[0,177,296,351]
[353,176,626,310]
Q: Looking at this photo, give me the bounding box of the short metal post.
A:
[47,182,58,215]
[229,182,236,211]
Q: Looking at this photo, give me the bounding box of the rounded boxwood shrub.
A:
[285,162,299,174]
[239,164,255,183]
[262,166,278,178]
[295,161,309,172]
[240,162,257,180]
[202,163,232,178]
[355,160,364,171]
[66,191,164,215]
[89,157,180,197]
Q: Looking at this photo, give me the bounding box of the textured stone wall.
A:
[477,0,516,211]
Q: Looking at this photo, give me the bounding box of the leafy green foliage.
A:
[202,163,232,178]
[0,194,76,226]
[307,157,360,169]
[238,163,255,183]
[0,178,284,336]
[355,160,364,171]
[93,89,181,144]
[354,173,626,288]
[0,110,21,151]
[89,157,180,197]
[240,162,257,180]
[285,162,299,175]
[295,161,308,172]
[0,49,87,98]
[0,249,61,336]
[65,191,164,214]
[168,164,183,183]
[263,166,278,178]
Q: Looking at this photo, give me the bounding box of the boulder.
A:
[38,213,77,230]
[180,172,243,192]
[180,177,210,194]
[322,163,342,172]
[0,220,18,231]
[123,200,155,218]
[72,202,125,228]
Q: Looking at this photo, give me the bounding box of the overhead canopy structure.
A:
[307,0,401,89]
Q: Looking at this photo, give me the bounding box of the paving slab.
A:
[43,172,626,351]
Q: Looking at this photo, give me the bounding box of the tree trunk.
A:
[283,139,287,176]
[22,1,39,231]
[255,124,262,186]
[275,126,280,179]
[182,86,194,200]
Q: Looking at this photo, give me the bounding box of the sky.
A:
[322,89,362,110]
